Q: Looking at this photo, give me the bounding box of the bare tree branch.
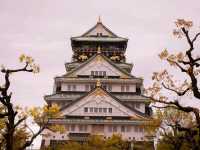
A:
[162,83,190,96]
[151,105,178,109]
[167,58,187,72]
[19,126,46,150]
[192,32,200,43]
[14,117,26,129]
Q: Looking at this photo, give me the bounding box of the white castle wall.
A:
[42,124,146,146]
[61,83,136,93]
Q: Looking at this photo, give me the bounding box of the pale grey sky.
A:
[0,0,200,148]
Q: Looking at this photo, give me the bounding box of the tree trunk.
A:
[5,106,15,150]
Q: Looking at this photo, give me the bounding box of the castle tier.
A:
[41,18,153,148]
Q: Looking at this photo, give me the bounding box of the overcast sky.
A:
[0,0,200,148]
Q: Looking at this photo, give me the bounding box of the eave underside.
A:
[48,118,149,125]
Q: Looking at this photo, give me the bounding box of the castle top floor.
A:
[70,18,128,63]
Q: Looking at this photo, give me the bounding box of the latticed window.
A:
[126,85,130,92]
[134,126,139,132]
[70,125,75,131]
[108,108,112,113]
[136,103,140,109]
[102,84,107,90]
[95,71,98,76]
[99,108,102,113]
[90,84,95,90]
[139,127,144,132]
[94,107,98,113]
[56,83,61,92]
[121,85,125,92]
[90,107,93,112]
[113,126,117,132]
[85,85,89,91]
[126,126,131,132]
[84,107,88,112]
[108,126,112,132]
[67,85,71,91]
[108,85,112,91]
[73,85,76,91]
[103,71,106,76]
[121,126,125,132]
[91,71,106,77]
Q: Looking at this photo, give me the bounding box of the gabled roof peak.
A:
[81,19,118,38]
[97,16,102,23]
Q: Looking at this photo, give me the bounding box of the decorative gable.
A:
[82,21,117,37]
[61,88,144,119]
[66,55,131,78]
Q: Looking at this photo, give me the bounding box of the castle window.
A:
[79,125,83,131]
[70,125,75,131]
[108,126,112,132]
[126,126,131,132]
[99,108,102,113]
[139,127,144,132]
[97,33,102,36]
[102,84,107,90]
[90,84,95,90]
[121,126,125,132]
[84,107,88,112]
[94,107,98,113]
[91,71,106,77]
[113,126,117,132]
[134,126,139,132]
[108,85,112,91]
[99,71,103,76]
[136,103,140,109]
[84,125,87,131]
[67,85,71,91]
[73,85,76,91]
[126,85,130,92]
[121,85,125,92]
[85,85,89,91]
[103,71,106,76]
[103,108,107,113]
[121,85,130,92]
[90,107,93,113]
[95,71,98,76]
[91,71,94,76]
[108,108,112,113]
[56,84,61,92]
[136,87,141,94]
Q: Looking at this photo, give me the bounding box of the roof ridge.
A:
[81,22,118,37]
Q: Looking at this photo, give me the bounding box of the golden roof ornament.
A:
[96,79,101,87]
[97,45,101,54]
[97,16,101,23]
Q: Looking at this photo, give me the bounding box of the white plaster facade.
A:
[41,20,152,149]
[42,124,146,147]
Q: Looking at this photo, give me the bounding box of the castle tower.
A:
[41,19,152,148]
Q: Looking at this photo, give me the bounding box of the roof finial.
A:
[98,16,101,23]
[96,79,101,87]
[97,45,101,54]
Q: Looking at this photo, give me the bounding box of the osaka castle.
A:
[41,18,152,148]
